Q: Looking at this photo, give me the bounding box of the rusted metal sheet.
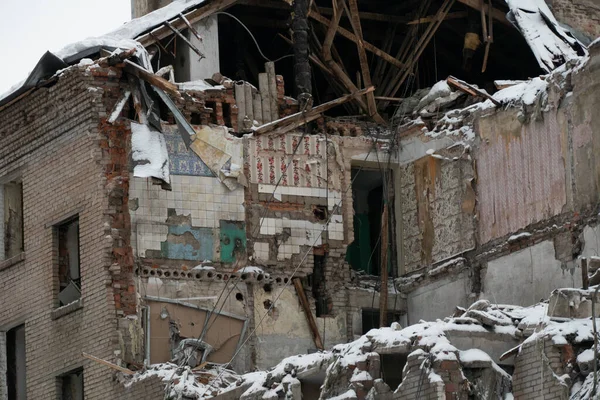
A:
[477,111,566,243]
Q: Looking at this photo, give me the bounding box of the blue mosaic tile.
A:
[163,129,214,177]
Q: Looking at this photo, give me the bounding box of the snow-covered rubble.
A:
[124,288,600,399]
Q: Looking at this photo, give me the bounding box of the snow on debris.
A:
[507,231,533,242]
[178,80,224,92]
[505,0,586,72]
[493,78,548,106]
[237,266,265,274]
[130,121,170,183]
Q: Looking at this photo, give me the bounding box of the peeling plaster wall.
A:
[406,271,472,325]
[252,285,346,369]
[482,240,580,306]
[396,149,476,274]
[546,0,600,41]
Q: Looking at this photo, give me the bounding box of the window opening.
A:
[1,178,24,260]
[6,324,26,400]
[60,368,84,400]
[57,217,81,306]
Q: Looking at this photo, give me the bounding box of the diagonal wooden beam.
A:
[346,0,379,120]
[386,0,456,98]
[309,10,405,69]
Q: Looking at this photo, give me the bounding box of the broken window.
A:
[56,217,81,306]
[59,368,84,400]
[347,168,392,275]
[5,324,26,400]
[1,177,24,260]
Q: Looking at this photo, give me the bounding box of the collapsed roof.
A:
[0,0,588,116]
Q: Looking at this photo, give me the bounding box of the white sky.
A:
[0,0,131,95]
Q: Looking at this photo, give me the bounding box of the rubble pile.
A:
[125,286,600,399]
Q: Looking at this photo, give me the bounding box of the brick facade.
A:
[512,337,570,399]
[0,64,140,398]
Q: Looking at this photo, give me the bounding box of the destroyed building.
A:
[0,0,600,399]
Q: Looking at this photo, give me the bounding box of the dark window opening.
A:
[312,254,329,317]
[347,168,392,276]
[59,368,84,400]
[190,111,203,125]
[57,217,81,307]
[2,179,24,260]
[6,324,26,400]
[380,353,407,391]
[362,309,401,334]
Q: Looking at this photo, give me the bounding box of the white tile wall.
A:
[134,223,169,256]
[259,217,344,259]
[258,184,342,210]
[130,175,245,257]
[130,175,245,229]
[254,242,269,261]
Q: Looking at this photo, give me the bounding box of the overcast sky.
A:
[0,0,131,95]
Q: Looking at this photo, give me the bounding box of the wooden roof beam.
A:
[309,10,405,69]
[456,0,511,26]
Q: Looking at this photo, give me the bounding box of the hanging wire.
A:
[215,12,293,63]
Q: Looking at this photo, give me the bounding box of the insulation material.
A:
[131,122,170,183]
[505,0,586,72]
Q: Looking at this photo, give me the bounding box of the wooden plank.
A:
[309,10,405,69]
[481,0,493,73]
[253,91,263,125]
[123,60,180,97]
[137,0,238,47]
[379,204,389,328]
[83,352,135,375]
[234,82,246,131]
[254,86,375,135]
[456,0,511,26]
[244,82,254,125]
[582,258,589,290]
[179,12,204,43]
[386,0,455,98]
[108,91,131,124]
[346,0,379,120]
[127,76,147,124]
[322,0,344,61]
[293,278,324,350]
[374,96,404,102]
[447,75,501,106]
[265,62,279,121]
[258,73,272,123]
[164,21,205,59]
